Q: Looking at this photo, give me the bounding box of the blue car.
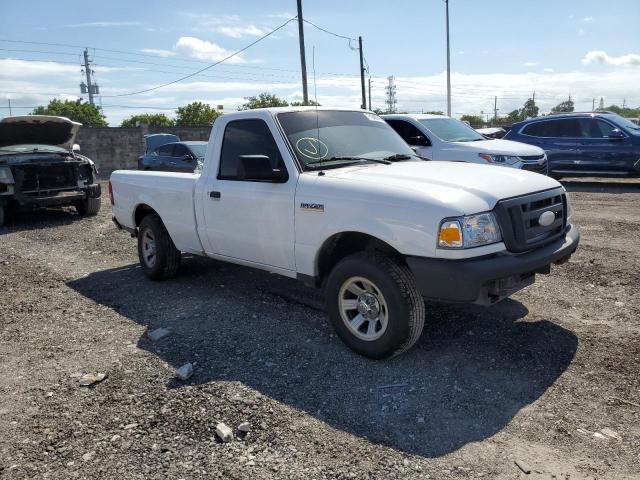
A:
[503,112,640,179]
[138,134,207,172]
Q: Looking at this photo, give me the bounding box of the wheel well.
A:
[316,232,403,286]
[134,204,157,226]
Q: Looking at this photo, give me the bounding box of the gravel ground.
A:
[0,179,638,479]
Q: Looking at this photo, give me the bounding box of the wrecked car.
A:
[0,115,101,226]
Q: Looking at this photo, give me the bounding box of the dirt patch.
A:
[0,180,638,479]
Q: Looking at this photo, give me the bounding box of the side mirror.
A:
[72,143,81,153]
[238,155,287,183]
[608,129,625,140]
[409,135,429,146]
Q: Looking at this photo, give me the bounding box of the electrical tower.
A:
[80,48,99,105]
[385,76,397,113]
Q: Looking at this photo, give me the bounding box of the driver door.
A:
[201,118,296,271]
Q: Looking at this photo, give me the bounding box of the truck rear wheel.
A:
[137,214,181,280]
[325,252,425,359]
[74,197,101,216]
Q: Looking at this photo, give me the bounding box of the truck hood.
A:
[450,138,544,156]
[324,160,560,213]
[0,115,81,150]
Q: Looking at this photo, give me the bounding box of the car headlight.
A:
[0,166,14,184]
[478,153,519,165]
[438,212,502,248]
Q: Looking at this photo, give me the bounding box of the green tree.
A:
[550,98,575,114]
[604,104,640,118]
[290,99,321,106]
[121,113,175,128]
[239,93,289,110]
[175,102,220,126]
[32,99,108,127]
[459,115,484,127]
[425,111,444,115]
[521,98,539,118]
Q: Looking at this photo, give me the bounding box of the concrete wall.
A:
[75,125,212,177]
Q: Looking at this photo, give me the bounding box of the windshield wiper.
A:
[382,154,413,162]
[306,156,391,167]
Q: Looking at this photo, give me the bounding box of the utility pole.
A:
[359,36,366,109]
[368,78,372,110]
[83,48,95,105]
[592,97,595,111]
[296,0,309,105]
[7,98,11,116]
[445,0,451,116]
[493,96,498,123]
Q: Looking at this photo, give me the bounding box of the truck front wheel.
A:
[325,252,425,359]
[137,214,181,280]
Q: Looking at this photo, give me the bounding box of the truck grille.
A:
[13,163,78,194]
[494,187,567,253]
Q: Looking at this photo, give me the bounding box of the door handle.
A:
[209,191,221,199]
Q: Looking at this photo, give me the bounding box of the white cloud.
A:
[543,68,555,73]
[0,59,127,77]
[583,16,594,22]
[581,50,640,67]
[65,21,141,28]
[140,48,176,57]
[266,12,294,19]
[523,61,539,67]
[578,28,585,36]
[215,25,269,38]
[174,36,246,63]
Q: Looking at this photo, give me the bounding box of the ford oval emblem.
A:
[538,210,555,227]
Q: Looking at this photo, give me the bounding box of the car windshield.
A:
[188,144,207,158]
[0,144,68,155]
[610,114,640,134]
[419,117,485,142]
[277,110,416,169]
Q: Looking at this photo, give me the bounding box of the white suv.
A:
[383,114,548,174]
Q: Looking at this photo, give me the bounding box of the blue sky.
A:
[1,0,639,125]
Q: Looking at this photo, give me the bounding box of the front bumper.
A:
[406,224,580,305]
[2,183,101,208]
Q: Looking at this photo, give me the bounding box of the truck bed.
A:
[110,170,203,254]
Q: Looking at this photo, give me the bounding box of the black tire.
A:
[75,197,101,216]
[0,204,5,227]
[325,252,425,359]
[137,214,181,280]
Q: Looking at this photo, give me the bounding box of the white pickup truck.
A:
[110,107,580,359]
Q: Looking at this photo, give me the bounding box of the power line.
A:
[99,17,298,97]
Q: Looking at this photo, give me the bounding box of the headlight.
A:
[438,212,502,249]
[0,166,14,184]
[478,153,519,165]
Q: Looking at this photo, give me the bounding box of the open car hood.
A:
[144,133,180,154]
[0,115,82,150]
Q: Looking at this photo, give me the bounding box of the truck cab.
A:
[110,107,579,359]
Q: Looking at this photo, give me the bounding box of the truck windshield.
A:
[419,117,485,142]
[277,110,416,169]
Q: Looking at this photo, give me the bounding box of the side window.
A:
[524,119,581,138]
[386,120,430,145]
[172,144,189,157]
[553,119,582,138]
[157,144,174,156]
[595,120,616,137]
[218,119,285,180]
[521,121,548,137]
